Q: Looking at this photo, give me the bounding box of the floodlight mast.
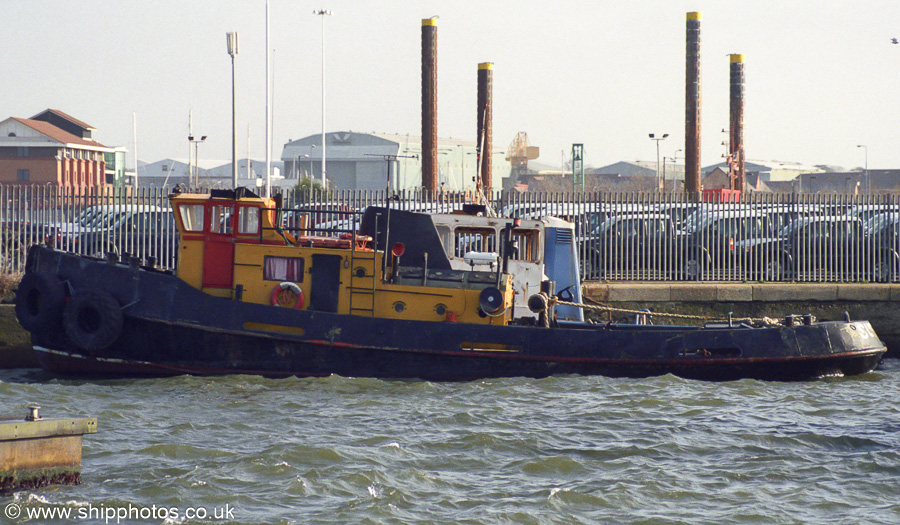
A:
[314,9,333,192]
[227,32,239,189]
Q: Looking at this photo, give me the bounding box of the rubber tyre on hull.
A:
[14,273,65,333]
[63,290,123,352]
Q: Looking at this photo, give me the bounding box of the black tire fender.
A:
[14,273,65,333]
[63,290,123,351]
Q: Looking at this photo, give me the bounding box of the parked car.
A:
[867,213,900,282]
[678,208,776,280]
[314,217,359,237]
[739,215,869,281]
[652,202,699,230]
[844,204,899,223]
[785,216,869,280]
[56,205,177,265]
[0,209,85,270]
[581,213,677,280]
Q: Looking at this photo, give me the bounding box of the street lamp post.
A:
[188,135,207,187]
[649,133,669,192]
[314,9,332,191]
[187,134,193,187]
[226,32,239,190]
[857,144,868,196]
[663,149,681,193]
[671,148,682,193]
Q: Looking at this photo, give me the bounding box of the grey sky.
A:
[3,0,898,172]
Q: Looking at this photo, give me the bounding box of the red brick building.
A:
[0,109,112,190]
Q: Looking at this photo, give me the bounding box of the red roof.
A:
[12,117,107,149]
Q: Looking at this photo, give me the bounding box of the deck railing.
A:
[2,184,898,283]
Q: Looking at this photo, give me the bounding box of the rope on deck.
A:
[550,297,784,326]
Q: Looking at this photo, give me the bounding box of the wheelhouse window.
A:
[511,229,540,262]
[452,227,496,257]
[435,225,452,249]
[211,205,233,234]
[238,206,260,234]
[264,256,304,282]
[179,204,205,232]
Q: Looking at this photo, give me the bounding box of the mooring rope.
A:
[548,297,783,326]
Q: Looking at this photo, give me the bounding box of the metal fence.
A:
[2,184,899,283]
[501,191,900,283]
[0,185,178,272]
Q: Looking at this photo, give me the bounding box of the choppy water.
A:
[2,361,899,525]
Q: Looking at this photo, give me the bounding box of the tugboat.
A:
[15,188,886,381]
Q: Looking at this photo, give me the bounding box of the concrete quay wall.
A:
[584,283,900,356]
[0,305,37,368]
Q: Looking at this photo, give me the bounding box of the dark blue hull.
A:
[21,246,886,381]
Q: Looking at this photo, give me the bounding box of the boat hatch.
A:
[309,254,342,312]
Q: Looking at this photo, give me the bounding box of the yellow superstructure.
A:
[170,190,514,326]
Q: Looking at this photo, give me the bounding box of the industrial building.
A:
[280,132,511,192]
[136,158,286,190]
[701,160,824,182]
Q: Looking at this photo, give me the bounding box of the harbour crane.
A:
[505,132,539,181]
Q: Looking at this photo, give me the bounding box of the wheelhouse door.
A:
[202,203,235,289]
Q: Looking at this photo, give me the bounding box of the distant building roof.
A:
[9,117,107,149]
[814,164,846,173]
[207,159,285,179]
[701,167,729,190]
[796,170,900,194]
[30,109,95,131]
[702,159,824,175]
[281,131,478,161]
[592,161,656,177]
[764,181,796,194]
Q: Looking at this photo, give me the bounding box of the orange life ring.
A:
[270,282,305,309]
